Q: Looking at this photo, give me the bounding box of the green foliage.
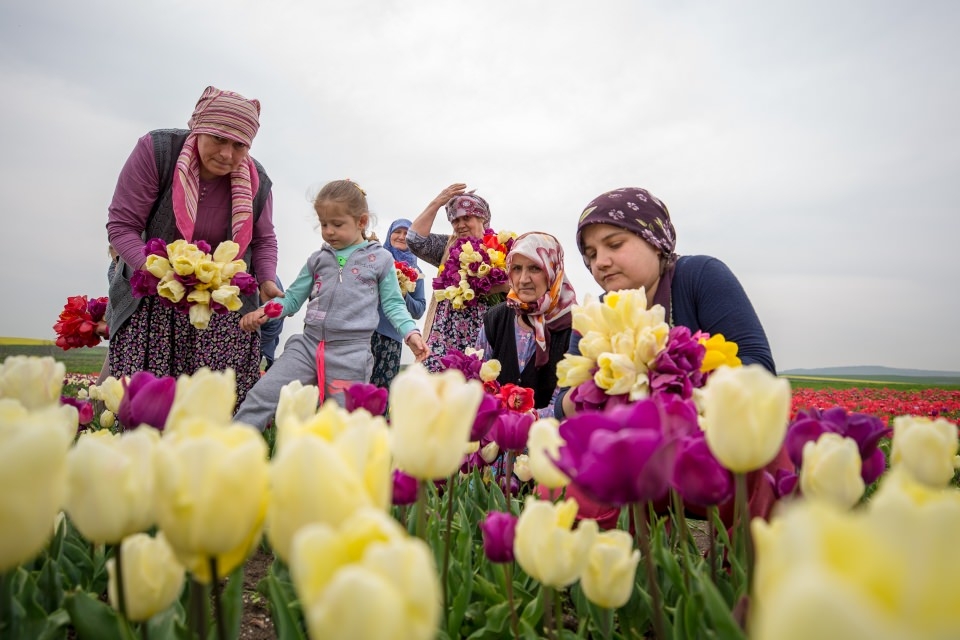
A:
[0,345,108,375]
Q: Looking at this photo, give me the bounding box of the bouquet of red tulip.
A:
[395,260,419,294]
[53,295,109,349]
[130,238,259,330]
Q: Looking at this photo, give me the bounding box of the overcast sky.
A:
[2,0,958,372]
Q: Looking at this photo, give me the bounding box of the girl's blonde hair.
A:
[313,179,376,239]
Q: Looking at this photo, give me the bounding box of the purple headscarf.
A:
[575,187,679,318]
[445,192,491,227]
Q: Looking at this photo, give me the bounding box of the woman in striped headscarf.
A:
[105,86,280,409]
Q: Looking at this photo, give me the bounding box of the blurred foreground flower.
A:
[514,497,598,588]
[0,355,65,410]
[799,433,864,509]
[890,415,959,487]
[290,509,440,640]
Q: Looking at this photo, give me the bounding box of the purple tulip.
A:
[117,371,176,431]
[86,297,108,322]
[480,511,517,563]
[497,473,520,496]
[785,407,891,484]
[765,468,799,499]
[493,411,535,452]
[195,240,212,254]
[470,393,501,441]
[130,270,160,298]
[460,451,489,474]
[142,238,168,258]
[344,383,388,416]
[569,378,632,414]
[649,326,705,399]
[61,395,94,426]
[392,469,419,506]
[672,435,733,508]
[231,271,259,296]
[553,397,679,507]
[439,349,483,381]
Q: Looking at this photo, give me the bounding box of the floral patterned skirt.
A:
[370,332,403,388]
[423,299,491,373]
[109,296,262,410]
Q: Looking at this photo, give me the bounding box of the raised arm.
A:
[410,183,467,237]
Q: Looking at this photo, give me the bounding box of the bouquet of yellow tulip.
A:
[432,229,516,309]
[556,288,741,412]
[129,238,258,329]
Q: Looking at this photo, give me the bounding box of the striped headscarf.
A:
[172,86,261,256]
[445,192,491,227]
[505,232,578,366]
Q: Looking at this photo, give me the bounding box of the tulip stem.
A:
[707,505,717,586]
[634,502,667,640]
[140,624,150,640]
[734,473,754,596]
[188,578,208,639]
[504,450,514,514]
[210,558,227,640]
[504,563,520,640]
[599,605,613,640]
[670,490,692,592]
[542,586,555,639]
[415,480,427,540]
[115,544,131,623]
[441,472,457,621]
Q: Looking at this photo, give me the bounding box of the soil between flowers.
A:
[239,547,275,640]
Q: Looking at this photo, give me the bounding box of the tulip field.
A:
[3,342,960,640]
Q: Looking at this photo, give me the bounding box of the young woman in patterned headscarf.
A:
[476,232,577,418]
[407,183,509,372]
[106,86,281,409]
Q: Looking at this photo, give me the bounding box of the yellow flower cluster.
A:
[145,239,248,329]
[556,288,670,400]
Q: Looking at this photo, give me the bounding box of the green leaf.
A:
[36,608,70,640]
[145,604,187,640]
[35,557,64,614]
[519,588,543,628]
[62,590,127,640]
[696,577,747,640]
[264,573,306,640]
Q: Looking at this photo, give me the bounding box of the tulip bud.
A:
[799,434,864,509]
[672,435,734,508]
[890,416,959,487]
[514,497,598,588]
[580,530,640,609]
[392,469,419,506]
[118,371,176,431]
[513,454,534,482]
[527,419,570,489]
[107,532,185,621]
[701,365,791,473]
[0,403,72,572]
[480,441,500,464]
[480,511,517,563]
[389,365,482,480]
[479,359,501,383]
[344,382,388,416]
[98,376,126,414]
[100,410,116,430]
[493,411,535,452]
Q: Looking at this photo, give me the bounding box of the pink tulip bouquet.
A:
[432,229,516,309]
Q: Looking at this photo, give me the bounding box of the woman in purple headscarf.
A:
[407,183,509,372]
[105,86,281,408]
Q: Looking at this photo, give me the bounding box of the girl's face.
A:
[318,202,367,250]
[390,227,409,250]
[451,215,486,239]
[580,223,662,305]
[197,133,249,180]
[509,254,549,304]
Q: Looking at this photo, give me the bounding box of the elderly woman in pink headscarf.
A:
[105,86,281,408]
[476,232,577,418]
[407,183,509,372]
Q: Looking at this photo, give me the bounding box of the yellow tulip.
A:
[193,258,219,284]
[107,532,185,622]
[389,365,482,480]
[479,359,501,383]
[100,410,116,430]
[211,284,243,312]
[0,402,72,571]
[580,530,640,609]
[154,421,269,583]
[514,497,598,588]
[526,419,570,489]
[219,258,247,281]
[513,454,533,482]
[170,253,199,277]
[0,355,65,410]
[156,273,186,303]
[700,333,741,372]
[188,303,212,330]
[65,427,159,543]
[890,416,959,487]
[751,470,960,639]
[186,288,211,305]
[144,254,172,279]
[165,368,236,432]
[480,441,500,464]
[291,510,440,640]
[701,365,791,473]
[267,417,392,563]
[594,352,641,397]
[555,354,595,389]
[800,433,864,510]
[213,240,241,263]
[576,332,613,361]
[97,376,125,414]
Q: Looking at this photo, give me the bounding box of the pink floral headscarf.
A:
[506,232,578,366]
[172,86,262,257]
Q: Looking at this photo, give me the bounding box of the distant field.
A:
[784,375,960,391]
[0,342,107,375]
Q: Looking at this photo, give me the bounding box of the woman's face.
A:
[509,254,549,304]
[390,227,409,250]
[197,133,249,180]
[580,223,662,304]
[451,215,486,239]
